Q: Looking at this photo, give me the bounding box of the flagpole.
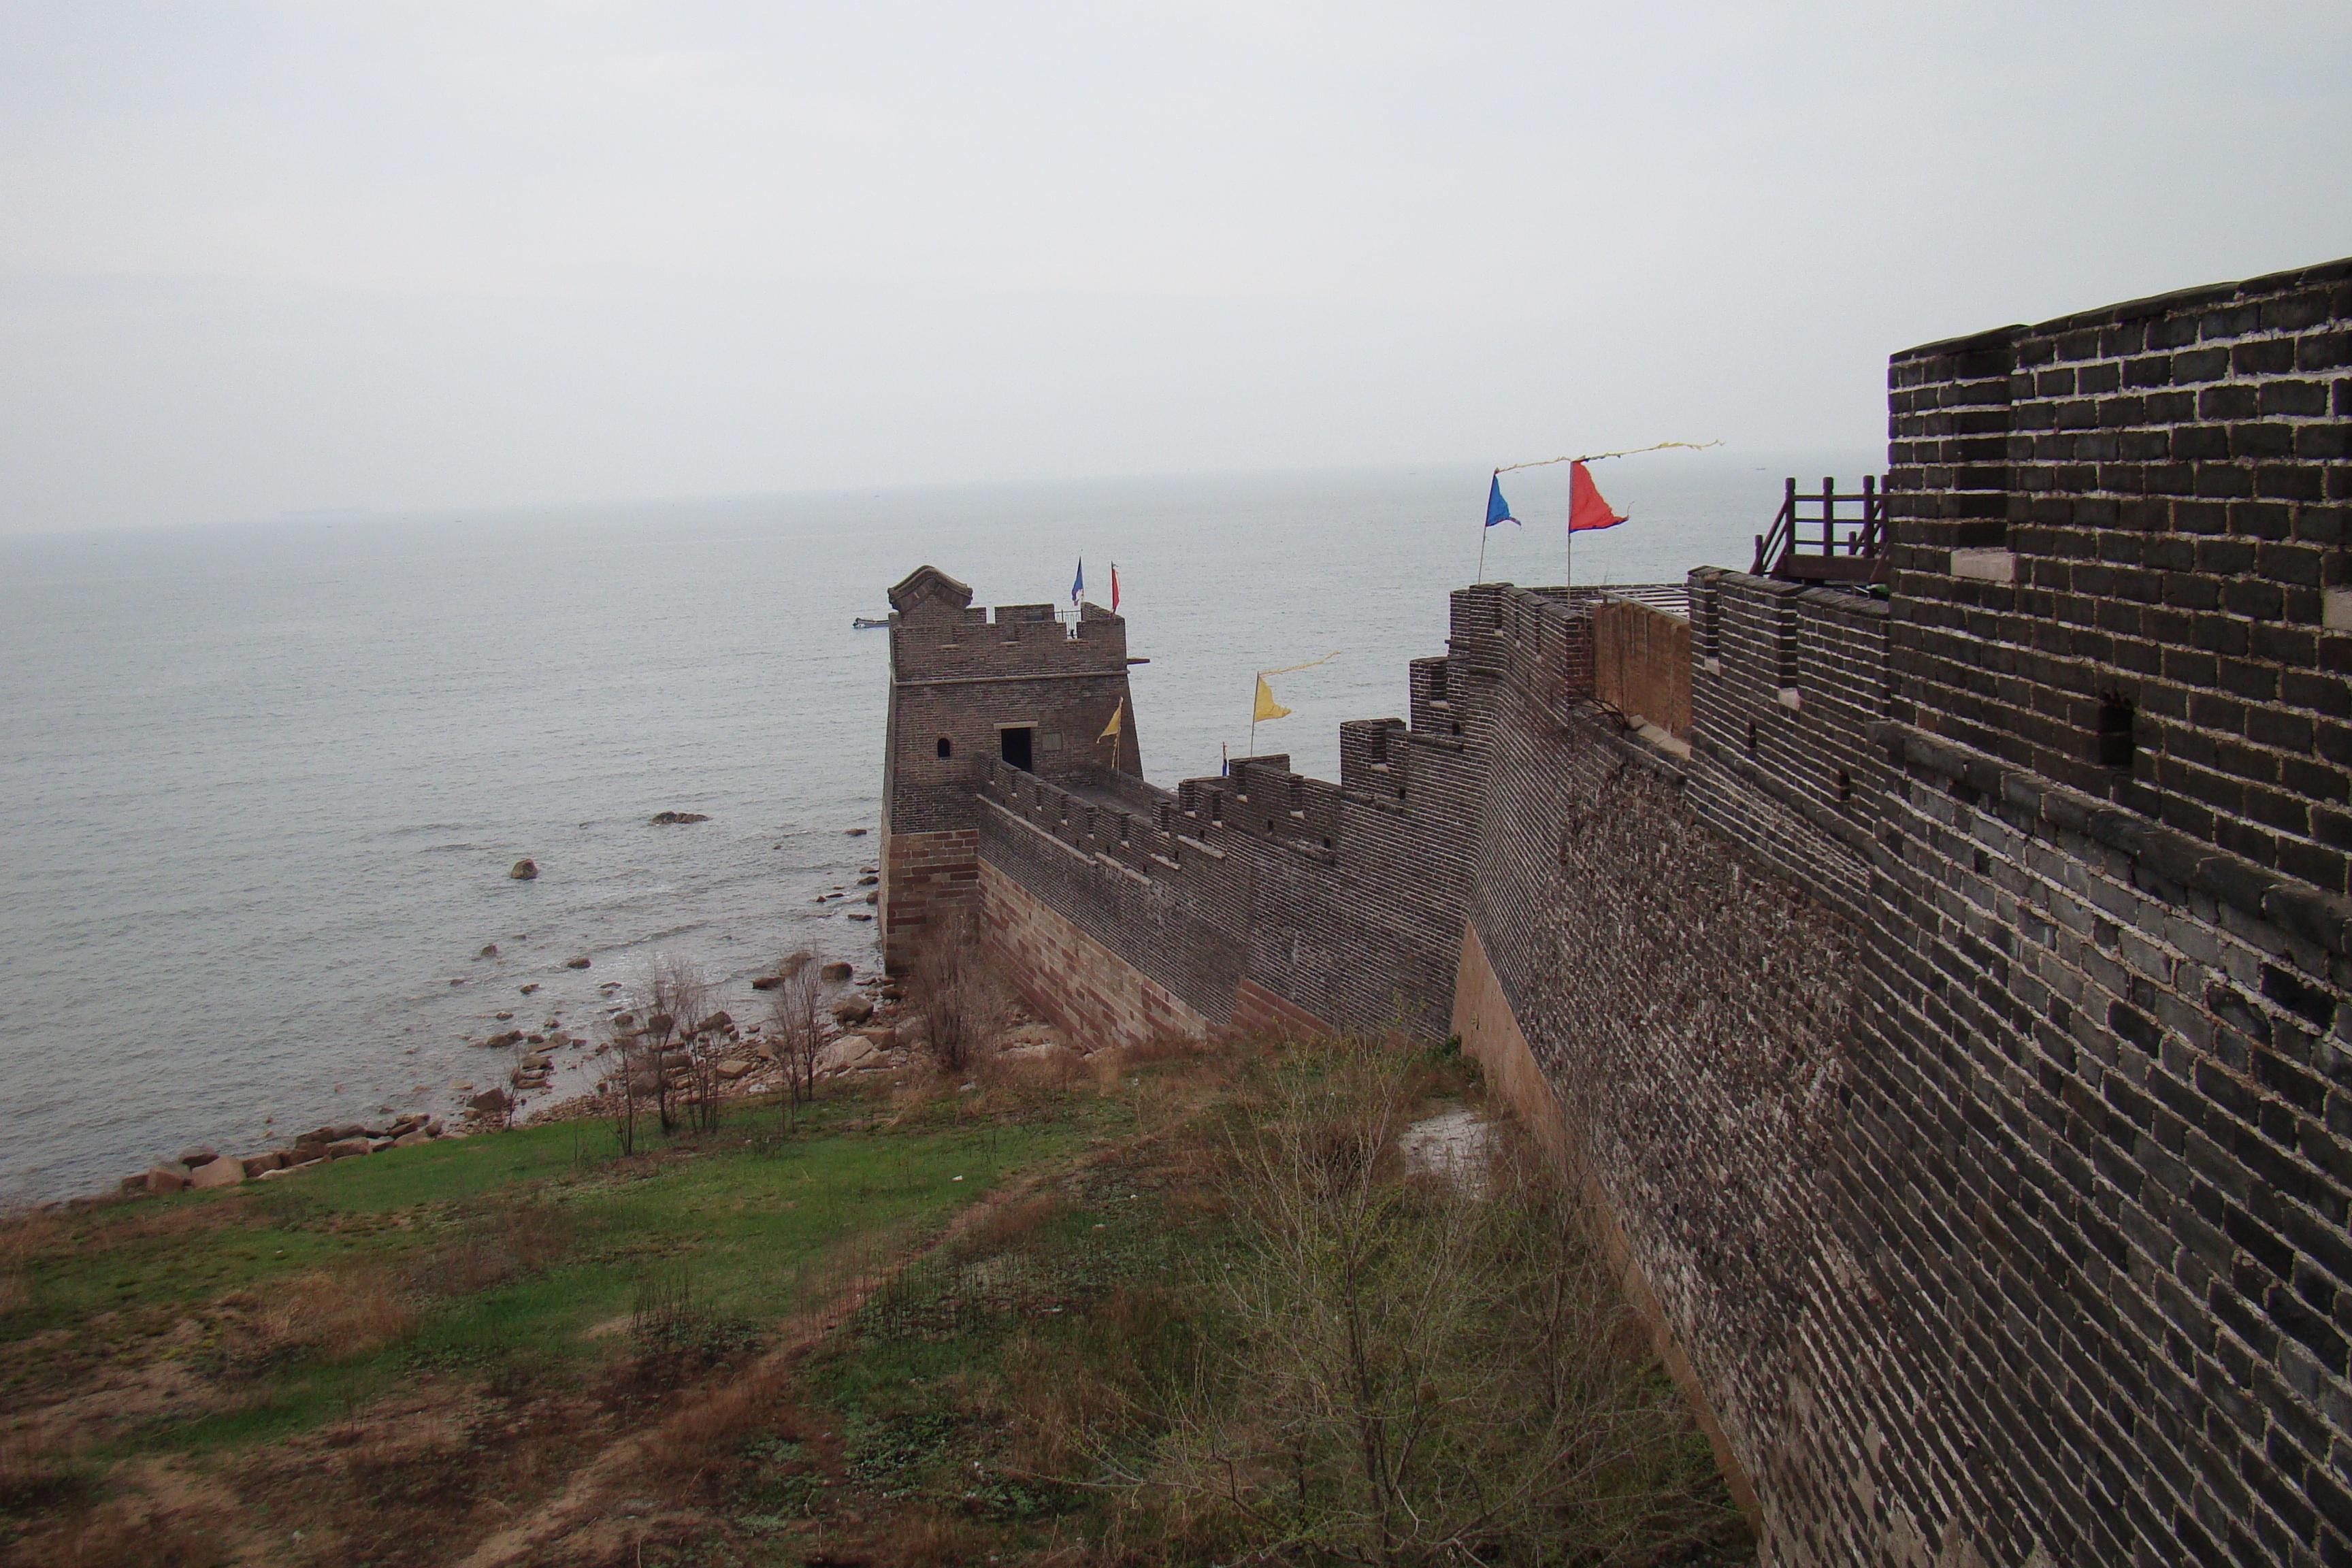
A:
[1477,478,1490,584]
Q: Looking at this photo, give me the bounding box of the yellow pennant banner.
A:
[1251,651,1339,725]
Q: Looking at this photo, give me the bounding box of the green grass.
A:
[2,1083,1120,1463]
[2,1047,1752,1567]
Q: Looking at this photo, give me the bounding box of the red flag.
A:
[1568,461,1627,532]
[1110,561,1121,613]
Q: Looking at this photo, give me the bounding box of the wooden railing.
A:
[1751,476,1888,585]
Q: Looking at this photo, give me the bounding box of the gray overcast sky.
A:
[3,2,2348,534]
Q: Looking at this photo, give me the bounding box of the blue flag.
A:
[1071,557,1084,604]
[1486,473,1518,528]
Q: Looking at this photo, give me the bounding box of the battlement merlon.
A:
[887,565,1132,685]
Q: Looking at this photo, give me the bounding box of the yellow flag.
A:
[1098,699,1123,741]
[1253,675,1291,723]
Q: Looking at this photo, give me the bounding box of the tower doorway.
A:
[999,725,1034,772]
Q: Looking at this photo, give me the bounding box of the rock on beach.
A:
[189,1156,245,1189]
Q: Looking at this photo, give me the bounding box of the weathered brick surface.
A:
[1231,977,1335,1040]
[1593,596,1693,736]
[1889,258,2352,892]
[877,828,978,960]
[980,861,1210,1049]
[881,565,1139,968]
[1846,725,2352,1567]
[953,582,1529,1041]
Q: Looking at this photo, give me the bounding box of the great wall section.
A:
[876,258,2352,1566]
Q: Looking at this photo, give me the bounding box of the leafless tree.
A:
[766,949,826,1124]
[636,952,709,1136]
[605,1015,641,1156]
[908,911,1007,1075]
[683,1013,727,1135]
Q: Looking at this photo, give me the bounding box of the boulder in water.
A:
[510,860,538,881]
[649,811,709,825]
[564,956,592,970]
[479,943,500,958]
[519,983,540,996]
[819,961,853,983]
[844,827,868,836]
[468,1088,511,1115]
[832,994,874,1025]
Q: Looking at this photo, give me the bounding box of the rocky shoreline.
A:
[86,951,1094,1210]
[128,1110,449,1195]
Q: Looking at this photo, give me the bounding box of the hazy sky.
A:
[4,2,2349,533]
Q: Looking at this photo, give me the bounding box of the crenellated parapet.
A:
[880,565,1141,966]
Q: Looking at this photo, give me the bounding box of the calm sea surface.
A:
[0,452,1873,1200]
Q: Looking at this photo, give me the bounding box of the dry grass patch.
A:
[255,1267,416,1361]
[5,1490,238,1568]
[412,1203,574,1296]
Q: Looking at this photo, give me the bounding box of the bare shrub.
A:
[766,950,826,1121]
[1001,1335,1127,1476]
[907,911,1008,1076]
[256,1269,416,1362]
[1100,1037,1738,1565]
[604,1013,644,1156]
[630,1265,706,1352]
[634,953,711,1135]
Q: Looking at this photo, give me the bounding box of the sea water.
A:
[0,451,1873,1200]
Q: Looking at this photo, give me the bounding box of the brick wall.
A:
[979,862,1211,1050]
[877,828,978,964]
[1593,596,1693,736]
[1686,570,1887,920]
[1444,261,2352,1565]
[874,257,2352,1567]
[1888,258,2352,893]
[936,579,1559,1042]
[1847,723,2352,1565]
[881,564,1139,968]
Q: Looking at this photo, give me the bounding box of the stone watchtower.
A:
[879,566,1141,968]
